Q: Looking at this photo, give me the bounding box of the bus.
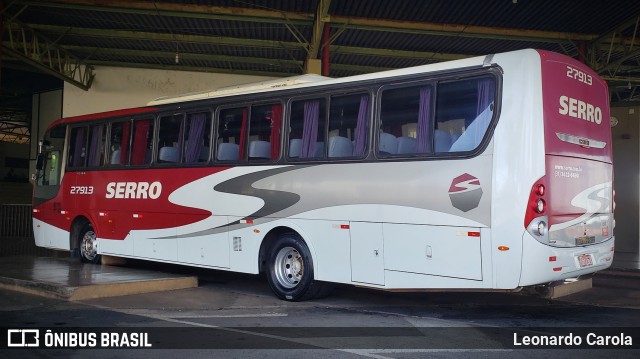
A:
[32,49,615,301]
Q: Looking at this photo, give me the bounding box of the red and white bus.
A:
[33,49,614,301]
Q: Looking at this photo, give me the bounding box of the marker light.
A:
[536,184,545,196]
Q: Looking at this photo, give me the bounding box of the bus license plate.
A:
[577,254,593,268]
[575,236,595,245]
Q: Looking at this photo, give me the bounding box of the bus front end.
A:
[519,51,614,286]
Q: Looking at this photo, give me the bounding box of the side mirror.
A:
[36,154,44,170]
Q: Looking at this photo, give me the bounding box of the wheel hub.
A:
[274,246,303,289]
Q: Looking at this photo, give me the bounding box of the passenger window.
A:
[108,121,130,165]
[157,114,183,163]
[131,119,154,165]
[249,103,281,161]
[438,76,495,153]
[328,93,369,158]
[289,98,326,159]
[68,126,88,167]
[184,112,211,163]
[217,107,246,161]
[87,124,106,166]
[379,85,433,156]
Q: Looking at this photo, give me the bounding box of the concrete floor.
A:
[0,256,197,300]
[0,252,637,303]
[612,251,640,271]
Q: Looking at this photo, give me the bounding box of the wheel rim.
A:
[81,230,97,261]
[273,246,303,289]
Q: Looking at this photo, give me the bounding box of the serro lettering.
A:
[558,95,602,124]
[106,181,162,199]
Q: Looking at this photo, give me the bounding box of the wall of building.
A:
[611,105,640,254]
[63,66,276,117]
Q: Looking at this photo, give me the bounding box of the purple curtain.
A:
[87,125,103,166]
[416,86,432,152]
[477,78,495,115]
[184,113,207,162]
[301,100,319,158]
[177,116,185,158]
[353,95,369,156]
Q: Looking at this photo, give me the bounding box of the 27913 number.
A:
[566,65,592,86]
[70,186,94,195]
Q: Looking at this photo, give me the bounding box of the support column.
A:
[322,22,330,76]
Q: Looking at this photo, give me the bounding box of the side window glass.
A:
[108,121,130,165]
[217,107,246,161]
[438,77,495,152]
[289,98,326,159]
[249,103,281,161]
[184,112,211,163]
[131,119,154,165]
[328,93,370,158]
[157,114,183,163]
[87,124,106,166]
[68,126,87,167]
[379,85,433,156]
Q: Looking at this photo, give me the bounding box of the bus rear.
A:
[520,51,614,285]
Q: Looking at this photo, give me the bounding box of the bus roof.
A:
[147,53,490,106]
[148,74,330,106]
[50,51,499,129]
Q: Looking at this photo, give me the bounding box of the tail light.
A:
[525,177,549,242]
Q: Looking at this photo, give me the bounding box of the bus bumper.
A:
[519,232,614,286]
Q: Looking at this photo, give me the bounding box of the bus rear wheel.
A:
[79,223,101,264]
[266,232,331,301]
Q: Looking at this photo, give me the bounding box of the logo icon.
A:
[448,173,483,212]
[7,329,39,347]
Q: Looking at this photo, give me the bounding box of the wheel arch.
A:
[69,215,92,251]
[258,224,318,276]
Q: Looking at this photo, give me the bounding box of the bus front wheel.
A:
[79,223,101,264]
[266,232,330,301]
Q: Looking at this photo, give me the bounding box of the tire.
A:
[266,232,331,301]
[79,223,101,264]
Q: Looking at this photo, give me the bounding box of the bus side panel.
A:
[490,50,546,289]
[383,223,482,281]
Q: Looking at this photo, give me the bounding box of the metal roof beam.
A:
[330,16,595,44]
[16,0,615,46]
[13,0,311,25]
[27,24,305,51]
[2,18,94,90]
[64,45,303,68]
[84,60,295,78]
[331,46,466,61]
[592,14,640,44]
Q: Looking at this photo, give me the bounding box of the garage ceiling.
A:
[2,0,640,143]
